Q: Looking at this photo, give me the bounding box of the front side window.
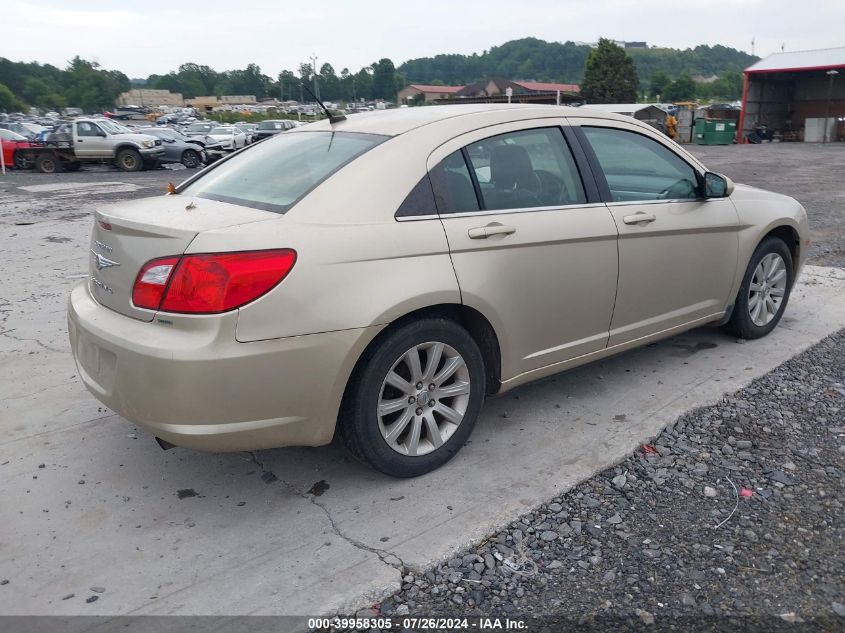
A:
[77,122,102,137]
[582,127,700,202]
[464,127,587,211]
[179,131,386,214]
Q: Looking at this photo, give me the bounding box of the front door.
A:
[74,121,112,158]
[570,119,740,346]
[429,121,619,381]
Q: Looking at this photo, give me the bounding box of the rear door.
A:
[569,117,739,346]
[428,121,619,380]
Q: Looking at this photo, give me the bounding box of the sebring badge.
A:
[91,250,121,270]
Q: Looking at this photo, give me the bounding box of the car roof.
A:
[290,104,629,137]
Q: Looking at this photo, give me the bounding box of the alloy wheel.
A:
[377,342,471,457]
[748,252,787,326]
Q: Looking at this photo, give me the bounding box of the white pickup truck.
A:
[21,118,165,173]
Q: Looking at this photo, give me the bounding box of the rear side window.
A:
[582,127,700,202]
[430,150,481,214]
[180,131,386,214]
[464,127,587,211]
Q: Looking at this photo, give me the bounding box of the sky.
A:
[3,0,843,78]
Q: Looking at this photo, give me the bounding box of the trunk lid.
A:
[89,195,278,321]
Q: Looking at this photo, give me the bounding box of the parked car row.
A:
[0,112,304,173]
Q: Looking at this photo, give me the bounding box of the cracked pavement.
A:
[2,152,845,617]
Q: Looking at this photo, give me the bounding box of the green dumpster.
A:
[694,118,737,145]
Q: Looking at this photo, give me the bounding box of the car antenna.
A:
[300,82,346,124]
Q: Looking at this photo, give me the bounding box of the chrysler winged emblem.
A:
[91,250,121,270]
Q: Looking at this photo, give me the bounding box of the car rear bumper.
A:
[67,282,381,452]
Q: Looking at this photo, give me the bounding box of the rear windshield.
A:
[179,131,387,214]
[258,121,283,130]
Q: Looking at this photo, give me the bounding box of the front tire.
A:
[723,236,793,339]
[116,148,143,172]
[181,149,201,168]
[340,317,486,477]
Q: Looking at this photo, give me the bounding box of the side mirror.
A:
[704,172,734,198]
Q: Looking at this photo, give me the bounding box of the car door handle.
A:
[468,224,517,239]
[622,212,657,225]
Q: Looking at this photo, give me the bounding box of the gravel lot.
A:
[361,331,845,631]
[688,143,845,268]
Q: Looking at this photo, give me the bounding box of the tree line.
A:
[0,56,130,113]
[144,59,402,103]
[400,37,755,100]
[0,38,757,113]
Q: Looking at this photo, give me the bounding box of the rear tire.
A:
[722,236,793,340]
[36,152,62,174]
[340,317,486,478]
[116,148,143,172]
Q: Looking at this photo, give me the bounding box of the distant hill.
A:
[398,37,758,87]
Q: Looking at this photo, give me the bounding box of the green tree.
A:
[371,58,397,100]
[278,70,297,101]
[665,73,696,101]
[709,70,743,100]
[649,70,671,100]
[354,67,373,101]
[581,38,639,104]
[319,63,341,101]
[63,57,125,112]
[0,82,26,112]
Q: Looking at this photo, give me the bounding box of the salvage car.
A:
[0,128,37,168]
[183,121,216,139]
[234,122,258,144]
[205,126,247,150]
[251,119,296,141]
[136,127,206,168]
[68,104,808,477]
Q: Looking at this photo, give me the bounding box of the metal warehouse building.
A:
[739,47,845,143]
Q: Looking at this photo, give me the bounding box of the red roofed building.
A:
[739,47,845,142]
[397,84,465,104]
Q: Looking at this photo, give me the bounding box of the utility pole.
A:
[309,54,320,101]
[824,69,839,143]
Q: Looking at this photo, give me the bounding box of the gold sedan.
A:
[68,105,808,477]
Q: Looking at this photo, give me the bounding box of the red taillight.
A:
[132,249,296,314]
